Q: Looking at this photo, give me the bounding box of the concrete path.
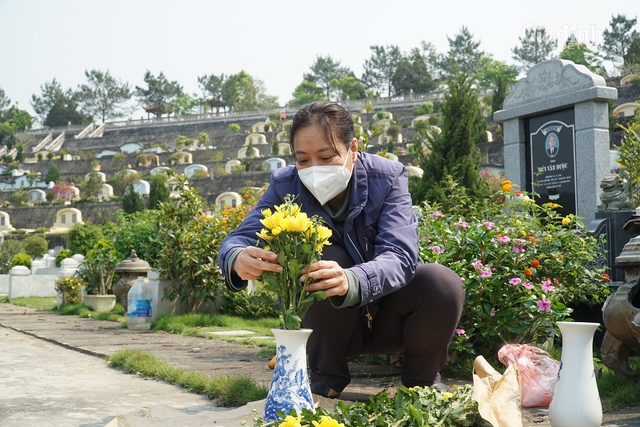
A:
[1,302,639,426]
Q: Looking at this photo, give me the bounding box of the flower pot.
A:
[263,328,315,422]
[548,322,602,427]
[82,295,116,312]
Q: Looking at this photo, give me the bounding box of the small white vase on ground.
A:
[263,328,315,422]
[548,321,602,427]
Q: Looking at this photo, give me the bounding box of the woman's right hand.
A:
[232,246,282,281]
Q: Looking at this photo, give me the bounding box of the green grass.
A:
[598,358,640,412]
[107,349,267,406]
[153,313,279,349]
[6,296,57,311]
[56,302,126,322]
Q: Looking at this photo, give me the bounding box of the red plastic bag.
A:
[498,344,560,407]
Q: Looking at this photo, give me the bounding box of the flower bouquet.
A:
[256,195,332,330]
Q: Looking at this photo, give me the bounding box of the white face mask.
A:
[298,153,353,205]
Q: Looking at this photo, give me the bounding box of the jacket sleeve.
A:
[349,166,419,305]
[217,177,286,291]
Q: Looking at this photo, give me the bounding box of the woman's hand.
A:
[232,246,282,281]
[301,260,348,297]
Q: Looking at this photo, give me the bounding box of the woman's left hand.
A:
[301,261,348,297]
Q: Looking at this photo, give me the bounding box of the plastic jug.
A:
[127,276,152,330]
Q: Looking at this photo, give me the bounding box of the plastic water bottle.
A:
[127,276,152,330]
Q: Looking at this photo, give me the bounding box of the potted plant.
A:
[78,238,119,312]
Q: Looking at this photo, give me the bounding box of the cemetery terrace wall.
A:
[1,202,122,230]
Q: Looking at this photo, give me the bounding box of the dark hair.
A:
[289,101,356,158]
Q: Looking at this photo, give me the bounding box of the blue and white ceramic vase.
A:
[548,322,602,427]
[263,328,315,422]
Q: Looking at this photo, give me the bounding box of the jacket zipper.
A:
[347,231,373,329]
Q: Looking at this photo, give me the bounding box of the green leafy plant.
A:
[255,195,332,330]
[412,101,434,116]
[9,252,31,269]
[0,240,25,273]
[122,183,144,214]
[418,179,610,360]
[229,123,240,133]
[22,235,48,259]
[54,276,83,305]
[219,288,278,320]
[254,385,485,426]
[77,239,118,295]
[111,209,161,264]
[615,122,640,206]
[55,249,72,267]
[65,222,104,255]
[155,174,227,313]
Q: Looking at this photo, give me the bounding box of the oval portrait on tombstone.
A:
[545,132,559,157]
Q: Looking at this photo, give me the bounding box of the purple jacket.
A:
[217,152,420,307]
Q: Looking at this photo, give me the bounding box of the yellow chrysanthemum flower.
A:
[261,212,284,230]
[316,225,332,242]
[282,212,312,233]
[562,217,571,226]
[442,391,456,399]
[275,203,301,217]
[256,229,273,241]
[255,194,333,330]
[312,415,345,427]
[501,180,512,191]
[279,414,302,427]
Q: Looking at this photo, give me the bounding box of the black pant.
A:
[301,243,465,392]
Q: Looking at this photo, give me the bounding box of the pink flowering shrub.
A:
[418,179,610,360]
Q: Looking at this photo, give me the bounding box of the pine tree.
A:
[44,164,60,183]
[413,71,485,207]
[122,183,144,214]
[147,174,170,210]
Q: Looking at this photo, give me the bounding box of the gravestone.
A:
[494,59,617,224]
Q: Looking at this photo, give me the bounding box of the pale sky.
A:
[0,0,638,123]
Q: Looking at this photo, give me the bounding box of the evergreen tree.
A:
[44,165,60,183]
[147,174,170,210]
[477,57,518,117]
[304,55,352,100]
[443,27,485,77]
[413,71,485,207]
[122,183,144,214]
[83,171,104,200]
[601,14,639,65]
[134,71,183,118]
[392,48,436,95]
[559,36,605,75]
[77,69,132,123]
[362,45,403,97]
[511,26,557,72]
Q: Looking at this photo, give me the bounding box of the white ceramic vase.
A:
[263,328,315,422]
[548,321,602,427]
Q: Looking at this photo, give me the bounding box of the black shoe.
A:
[310,382,341,398]
[431,382,452,393]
